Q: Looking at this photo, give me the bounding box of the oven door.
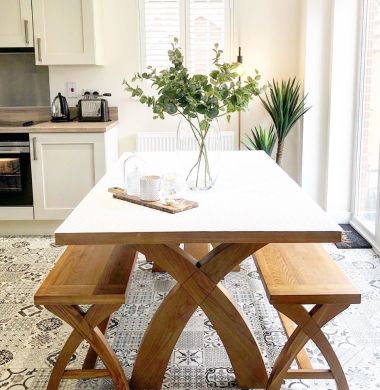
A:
[0,149,33,206]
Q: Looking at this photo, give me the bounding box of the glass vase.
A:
[176,118,221,191]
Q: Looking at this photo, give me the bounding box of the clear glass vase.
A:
[176,118,221,191]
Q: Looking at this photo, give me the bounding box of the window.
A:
[353,0,380,237]
[139,0,231,73]
[140,0,181,71]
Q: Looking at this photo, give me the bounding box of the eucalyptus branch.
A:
[123,38,264,125]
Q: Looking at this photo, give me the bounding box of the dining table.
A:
[55,151,342,390]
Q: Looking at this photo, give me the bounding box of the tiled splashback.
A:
[0,53,50,107]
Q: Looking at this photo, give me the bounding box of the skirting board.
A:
[327,211,351,224]
[0,221,62,235]
[0,207,34,220]
[350,219,380,255]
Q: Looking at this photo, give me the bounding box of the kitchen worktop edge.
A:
[0,120,119,133]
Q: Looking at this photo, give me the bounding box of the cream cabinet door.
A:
[0,0,33,47]
[31,133,106,220]
[32,0,103,65]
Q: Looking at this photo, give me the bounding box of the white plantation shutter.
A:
[142,0,181,71]
[141,0,230,73]
[375,0,380,51]
[188,0,226,74]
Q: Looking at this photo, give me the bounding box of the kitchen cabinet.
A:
[31,129,117,220]
[0,0,33,48]
[32,0,104,65]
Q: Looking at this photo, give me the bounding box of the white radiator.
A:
[136,131,235,152]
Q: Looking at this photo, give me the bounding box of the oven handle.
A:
[0,147,30,154]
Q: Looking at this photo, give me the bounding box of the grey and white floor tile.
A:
[0,236,379,389]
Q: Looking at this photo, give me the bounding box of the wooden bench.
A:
[254,243,361,390]
[34,245,137,390]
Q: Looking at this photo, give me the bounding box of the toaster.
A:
[78,92,111,122]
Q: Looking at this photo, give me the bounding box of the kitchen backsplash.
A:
[0,53,50,107]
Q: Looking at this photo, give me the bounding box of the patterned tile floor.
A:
[0,236,379,389]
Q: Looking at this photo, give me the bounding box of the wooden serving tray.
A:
[108,187,198,214]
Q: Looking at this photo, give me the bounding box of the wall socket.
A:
[66,81,78,98]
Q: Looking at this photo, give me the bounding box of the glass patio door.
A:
[352,0,380,248]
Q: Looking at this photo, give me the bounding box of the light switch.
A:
[66,82,78,98]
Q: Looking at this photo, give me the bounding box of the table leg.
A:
[210,243,240,272]
[184,243,211,259]
[130,243,268,390]
[152,243,210,272]
[153,244,240,272]
[186,243,241,272]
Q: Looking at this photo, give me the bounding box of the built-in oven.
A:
[0,133,33,207]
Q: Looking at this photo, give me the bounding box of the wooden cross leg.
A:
[45,304,129,390]
[267,303,350,390]
[130,243,269,390]
[152,244,240,272]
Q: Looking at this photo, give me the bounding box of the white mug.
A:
[140,175,161,201]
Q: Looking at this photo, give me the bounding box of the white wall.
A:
[325,0,360,222]
[301,0,361,222]
[301,0,334,208]
[233,0,304,181]
[48,0,304,180]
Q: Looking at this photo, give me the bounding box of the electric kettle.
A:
[51,92,71,122]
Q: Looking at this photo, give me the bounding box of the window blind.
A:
[188,0,226,74]
[142,0,181,71]
[374,0,380,51]
[141,0,228,74]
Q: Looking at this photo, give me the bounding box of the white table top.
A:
[55,151,342,245]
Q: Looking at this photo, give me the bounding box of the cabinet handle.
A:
[36,38,42,62]
[24,20,29,44]
[32,137,37,160]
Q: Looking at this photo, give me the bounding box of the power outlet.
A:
[66,81,78,98]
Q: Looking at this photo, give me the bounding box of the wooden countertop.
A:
[0,120,119,133]
[0,106,119,133]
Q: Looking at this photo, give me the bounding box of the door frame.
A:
[351,0,380,253]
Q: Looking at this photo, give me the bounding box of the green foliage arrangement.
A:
[123,38,263,125]
[260,78,310,164]
[123,38,264,188]
[242,125,277,156]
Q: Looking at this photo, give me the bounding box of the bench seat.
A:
[35,245,136,305]
[255,243,361,305]
[254,243,361,390]
[34,244,137,390]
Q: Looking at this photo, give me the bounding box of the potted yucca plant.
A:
[260,78,310,165]
[242,125,277,156]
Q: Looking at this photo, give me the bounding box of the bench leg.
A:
[82,315,111,369]
[267,303,349,390]
[46,304,129,390]
[46,329,83,390]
